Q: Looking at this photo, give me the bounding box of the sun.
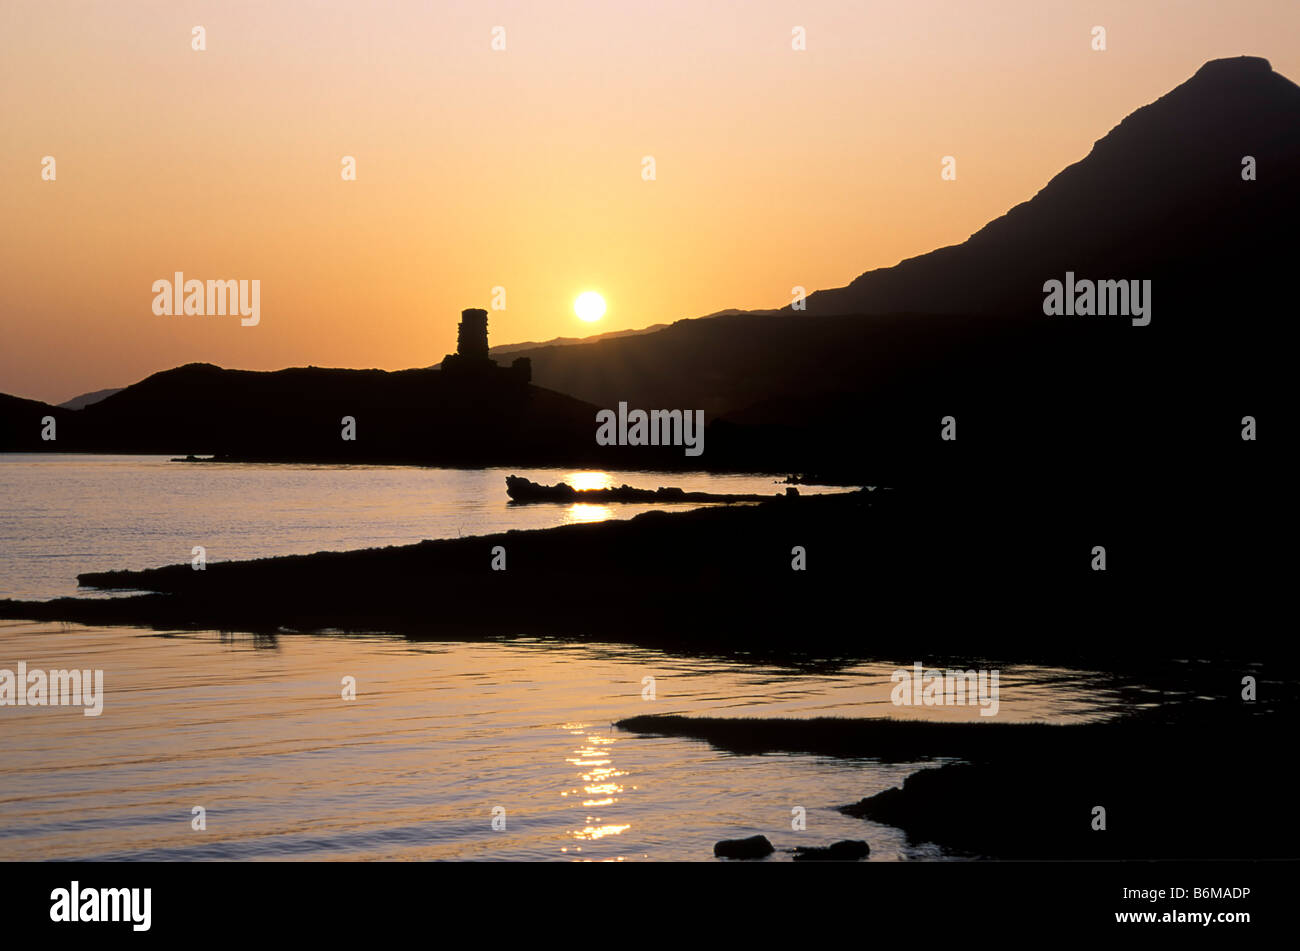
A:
[574,291,606,323]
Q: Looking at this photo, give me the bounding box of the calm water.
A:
[0,623,1134,862]
[0,454,1131,861]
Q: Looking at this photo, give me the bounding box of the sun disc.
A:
[575,291,606,322]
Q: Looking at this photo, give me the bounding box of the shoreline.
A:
[2,476,1291,862]
[615,709,1300,859]
[0,483,1288,667]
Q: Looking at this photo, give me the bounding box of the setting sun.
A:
[574,291,606,323]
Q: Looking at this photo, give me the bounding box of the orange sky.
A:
[2,0,1298,404]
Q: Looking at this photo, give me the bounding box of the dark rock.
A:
[504,475,777,505]
[792,839,870,861]
[714,834,774,859]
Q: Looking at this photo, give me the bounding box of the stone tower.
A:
[457,308,490,361]
[442,306,527,383]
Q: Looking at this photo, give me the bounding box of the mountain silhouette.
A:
[2,57,1292,479]
[482,56,1295,478]
[800,55,1298,318]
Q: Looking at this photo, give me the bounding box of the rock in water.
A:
[714,834,775,859]
[792,839,871,861]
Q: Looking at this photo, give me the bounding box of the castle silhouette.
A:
[442,308,531,383]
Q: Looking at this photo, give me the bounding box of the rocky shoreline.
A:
[618,709,1300,860]
[503,474,805,504]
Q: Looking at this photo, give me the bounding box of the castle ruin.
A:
[441,307,531,384]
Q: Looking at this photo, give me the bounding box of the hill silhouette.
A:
[0,392,70,450]
[58,386,123,410]
[0,362,693,468]
[436,322,671,363]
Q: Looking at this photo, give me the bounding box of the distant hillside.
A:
[479,323,670,359]
[490,309,780,382]
[0,392,69,451]
[0,363,691,468]
[463,309,778,364]
[58,387,123,410]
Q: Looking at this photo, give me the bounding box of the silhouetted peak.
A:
[1192,55,1272,81]
[1166,55,1291,106]
[795,56,1300,319]
[112,363,229,393]
[1079,54,1296,161]
[171,362,222,372]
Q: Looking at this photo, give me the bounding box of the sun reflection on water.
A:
[565,503,613,523]
[573,823,632,841]
[560,722,631,854]
[563,473,615,523]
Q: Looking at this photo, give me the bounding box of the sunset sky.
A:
[2,0,1298,404]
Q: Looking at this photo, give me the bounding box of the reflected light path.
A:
[561,723,632,856]
[566,503,614,523]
